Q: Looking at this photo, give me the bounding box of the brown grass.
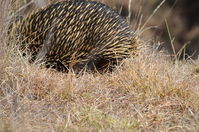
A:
[1,0,199,131]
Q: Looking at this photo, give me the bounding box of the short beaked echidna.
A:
[12,0,138,72]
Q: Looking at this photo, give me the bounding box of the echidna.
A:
[11,0,138,72]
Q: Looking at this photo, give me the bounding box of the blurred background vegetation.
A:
[98,0,199,59]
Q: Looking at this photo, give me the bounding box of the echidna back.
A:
[14,0,138,72]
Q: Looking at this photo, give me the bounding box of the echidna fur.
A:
[12,0,138,72]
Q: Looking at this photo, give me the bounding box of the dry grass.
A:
[1,0,199,132]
